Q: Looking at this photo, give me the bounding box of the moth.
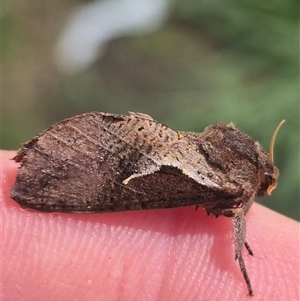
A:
[10,112,284,296]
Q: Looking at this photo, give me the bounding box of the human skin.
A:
[1,150,299,301]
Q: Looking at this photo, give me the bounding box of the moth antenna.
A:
[269,120,285,162]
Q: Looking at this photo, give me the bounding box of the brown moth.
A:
[10,112,284,296]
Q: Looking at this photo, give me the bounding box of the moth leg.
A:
[244,241,254,256]
[242,194,255,256]
[233,207,254,296]
[242,193,255,215]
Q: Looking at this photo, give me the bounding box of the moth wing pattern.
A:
[11,112,245,213]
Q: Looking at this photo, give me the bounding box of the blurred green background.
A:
[2,0,299,220]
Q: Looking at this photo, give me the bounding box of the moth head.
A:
[257,120,285,196]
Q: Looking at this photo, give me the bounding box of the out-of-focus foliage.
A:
[2,0,299,220]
